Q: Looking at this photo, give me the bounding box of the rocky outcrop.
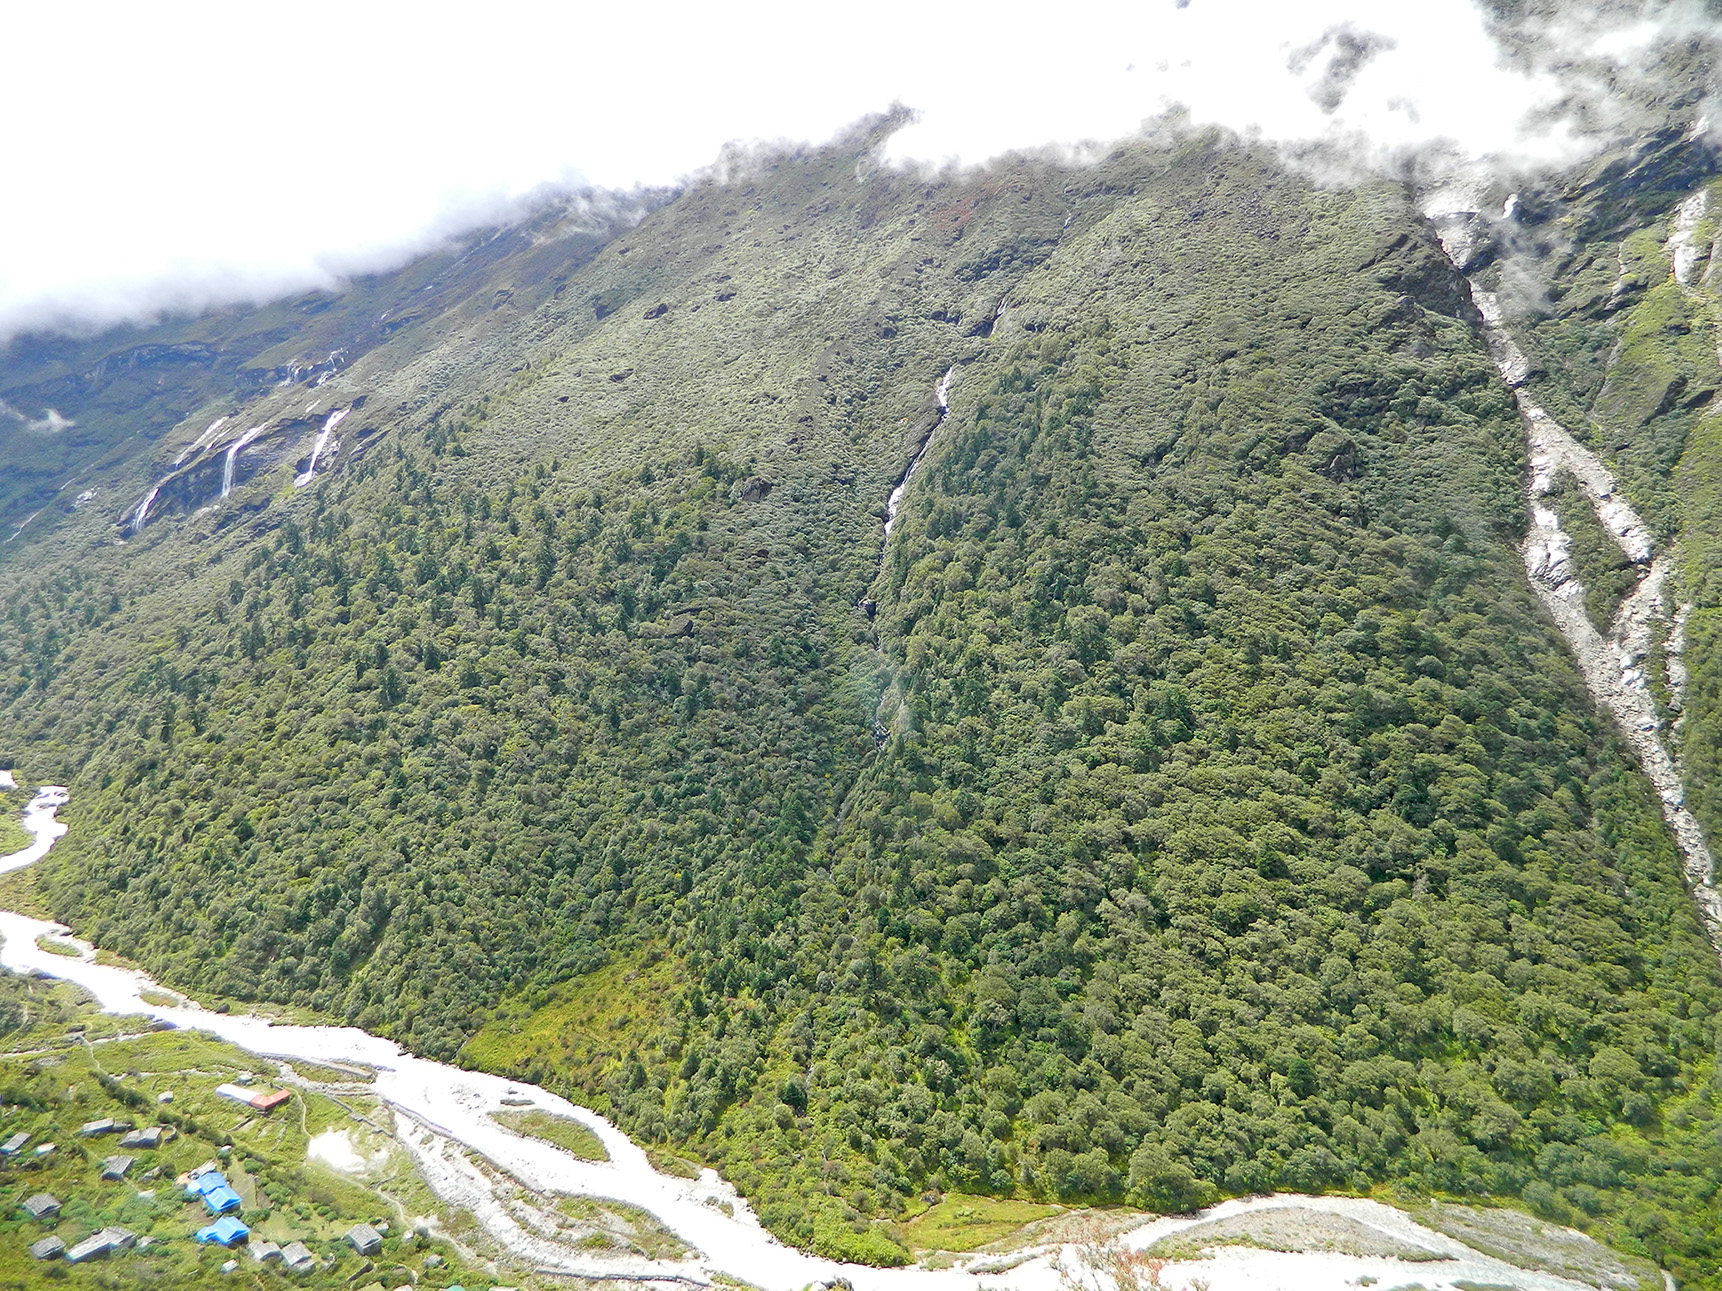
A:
[122,417,321,533]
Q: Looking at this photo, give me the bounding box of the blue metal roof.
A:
[188,1171,230,1196]
[195,1215,250,1245]
[202,1185,243,1215]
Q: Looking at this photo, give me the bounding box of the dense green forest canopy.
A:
[4,118,1722,1282]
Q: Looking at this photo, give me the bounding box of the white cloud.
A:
[0,0,1704,342]
[25,409,74,435]
[878,0,1595,176]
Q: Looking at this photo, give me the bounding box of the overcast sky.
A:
[0,0,1697,342]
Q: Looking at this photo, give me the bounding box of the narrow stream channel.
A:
[1425,184,1722,945]
[883,367,956,542]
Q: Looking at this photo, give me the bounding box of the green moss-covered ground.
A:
[0,973,498,1290]
[895,1193,1062,1253]
[492,1109,608,1162]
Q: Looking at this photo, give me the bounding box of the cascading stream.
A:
[866,367,958,748]
[883,366,955,542]
[220,425,268,499]
[296,407,349,486]
[123,416,232,537]
[1426,191,1722,943]
[173,415,229,468]
[130,486,161,535]
[2,510,41,544]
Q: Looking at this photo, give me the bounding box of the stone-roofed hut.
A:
[344,1222,383,1256]
[21,1193,60,1222]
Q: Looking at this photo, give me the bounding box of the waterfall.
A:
[883,367,956,541]
[131,485,161,535]
[1426,187,1722,944]
[172,415,229,468]
[295,408,349,487]
[220,425,268,499]
[2,509,42,545]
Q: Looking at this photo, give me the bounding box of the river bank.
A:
[0,787,1657,1291]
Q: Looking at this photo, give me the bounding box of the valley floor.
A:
[0,789,1669,1291]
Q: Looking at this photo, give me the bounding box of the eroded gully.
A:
[1426,188,1722,942]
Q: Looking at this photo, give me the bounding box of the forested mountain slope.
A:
[6,107,1722,1279]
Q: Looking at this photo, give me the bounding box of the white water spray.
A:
[295,408,348,486]
[130,485,161,535]
[884,367,955,540]
[172,415,229,468]
[220,425,268,499]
